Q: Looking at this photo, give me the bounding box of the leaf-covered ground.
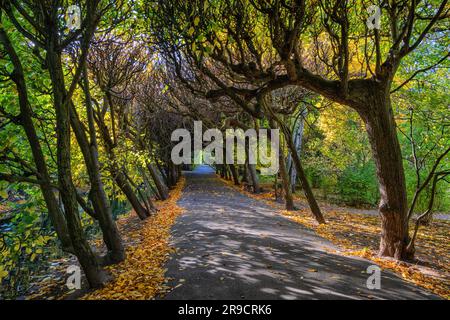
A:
[221,178,450,299]
[82,178,185,300]
[25,177,185,300]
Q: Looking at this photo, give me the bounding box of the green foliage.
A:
[302,103,380,207]
[395,58,450,214]
[337,163,379,207]
[0,190,61,299]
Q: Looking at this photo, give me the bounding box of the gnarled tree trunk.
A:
[357,85,408,259]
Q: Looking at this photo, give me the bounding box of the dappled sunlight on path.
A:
[161,166,438,300]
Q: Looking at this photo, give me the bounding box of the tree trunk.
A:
[278,144,295,211]
[177,165,182,179]
[359,89,408,259]
[66,66,125,264]
[141,167,161,200]
[280,152,295,211]
[248,164,260,193]
[147,163,169,200]
[287,111,306,192]
[241,164,248,183]
[155,160,169,185]
[229,164,240,185]
[113,167,150,220]
[274,174,279,200]
[219,164,225,179]
[170,163,178,185]
[166,163,175,187]
[284,130,325,223]
[262,100,321,220]
[225,165,231,180]
[270,119,294,210]
[47,48,106,288]
[124,169,156,213]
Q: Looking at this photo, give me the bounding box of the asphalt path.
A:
[162,165,438,300]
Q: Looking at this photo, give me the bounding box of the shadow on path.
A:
[161,165,438,300]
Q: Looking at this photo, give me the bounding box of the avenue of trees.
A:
[0,0,448,297]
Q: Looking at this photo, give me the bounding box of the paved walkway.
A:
[162,165,438,300]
